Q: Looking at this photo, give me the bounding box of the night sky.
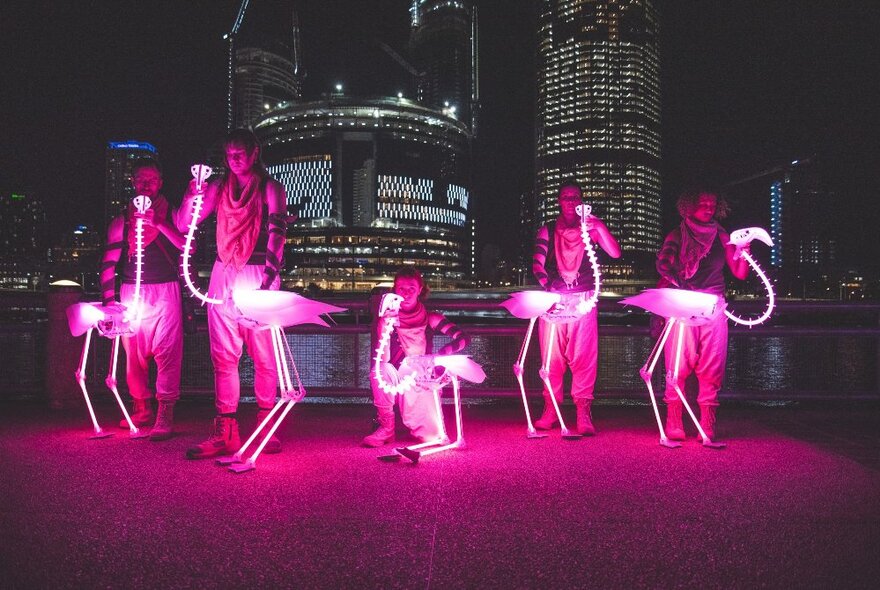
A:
[2,1,878,272]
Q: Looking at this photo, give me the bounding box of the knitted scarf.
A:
[126,195,169,260]
[216,173,263,269]
[680,217,719,280]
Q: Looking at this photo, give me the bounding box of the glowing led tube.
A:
[182,164,222,305]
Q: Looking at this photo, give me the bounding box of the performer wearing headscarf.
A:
[178,129,290,459]
[100,157,185,440]
[362,267,470,447]
[532,179,620,435]
[656,190,749,440]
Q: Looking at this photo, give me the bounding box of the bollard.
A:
[46,283,84,410]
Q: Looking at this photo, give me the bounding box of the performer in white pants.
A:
[531,179,620,435]
[655,189,750,441]
[178,129,290,460]
[100,157,185,441]
[362,267,470,447]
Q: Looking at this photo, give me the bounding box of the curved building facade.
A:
[255,96,472,291]
[536,0,661,256]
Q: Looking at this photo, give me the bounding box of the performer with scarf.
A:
[656,190,749,441]
[531,179,621,435]
[100,157,185,440]
[178,129,290,460]
[362,267,470,447]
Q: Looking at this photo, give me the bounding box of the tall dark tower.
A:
[536,0,661,257]
[104,141,158,231]
[234,6,304,130]
[409,0,479,134]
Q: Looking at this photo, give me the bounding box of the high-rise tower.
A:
[536,0,661,256]
[409,0,479,134]
[104,141,158,231]
[234,6,304,130]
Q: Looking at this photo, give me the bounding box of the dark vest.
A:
[686,234,726,295]
[120,209,179,284]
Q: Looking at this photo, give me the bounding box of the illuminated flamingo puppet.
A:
[501,204,601,439]
[215,289,345,473]
[65,194,154,439]
[621,227,776,449]
[373,293,486,464]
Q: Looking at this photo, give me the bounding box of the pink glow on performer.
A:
[215,289,345,473]
[363,268,472,453]
[623,189,774,448]
[90,158,186,440]
[177,129,293,460]
[505,180,620,438]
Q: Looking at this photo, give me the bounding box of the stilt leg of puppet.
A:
[538,323,580,439]
[76,329,112,439]
[227,327,303,472]
[639,319,680,449]
[513,318,546,439]
[670,322,725,449]
[105,336,148,438]
[398,377,465,463]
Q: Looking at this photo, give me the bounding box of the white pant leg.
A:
[695,312,728,407]
[399,382,444,441]
[207,262,275,414]
[538,318,568,402]
[120,281,182,402]
[565,309,598,401]
[663,321,698,404]
[370,362,398,410]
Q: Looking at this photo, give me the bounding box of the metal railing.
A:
[2,294,879,401]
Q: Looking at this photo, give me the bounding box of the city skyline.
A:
[2,1,878,275]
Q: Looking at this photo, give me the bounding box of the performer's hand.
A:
[184,179,206,200]
[133,209,156,227]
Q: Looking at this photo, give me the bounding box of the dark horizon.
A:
[2,1,878,274]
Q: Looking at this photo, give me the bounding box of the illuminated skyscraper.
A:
[104,141,158,231]
[536,0,661,256]
[727,157,836,297]
[409,0,479,133]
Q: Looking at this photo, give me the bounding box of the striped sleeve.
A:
[656,231,681,286]
[435,317,469,354]
[262,212,287,286]
[532,232,550,288]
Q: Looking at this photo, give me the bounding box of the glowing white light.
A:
[182,165,222,305]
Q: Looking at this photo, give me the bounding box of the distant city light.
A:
[108,141,157,153]
[335,83,343,92]
[397,91,403,98]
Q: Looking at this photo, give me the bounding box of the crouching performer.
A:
[531,179,620,435]
[178,129,290,459]
[100,157,185,441]
[362,268,471,449]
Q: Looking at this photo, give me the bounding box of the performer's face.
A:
[692,194,717,223]
[131,166,162,198]
[225,143,258,178]
[394,277,423,312]
[558,186,581,224]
